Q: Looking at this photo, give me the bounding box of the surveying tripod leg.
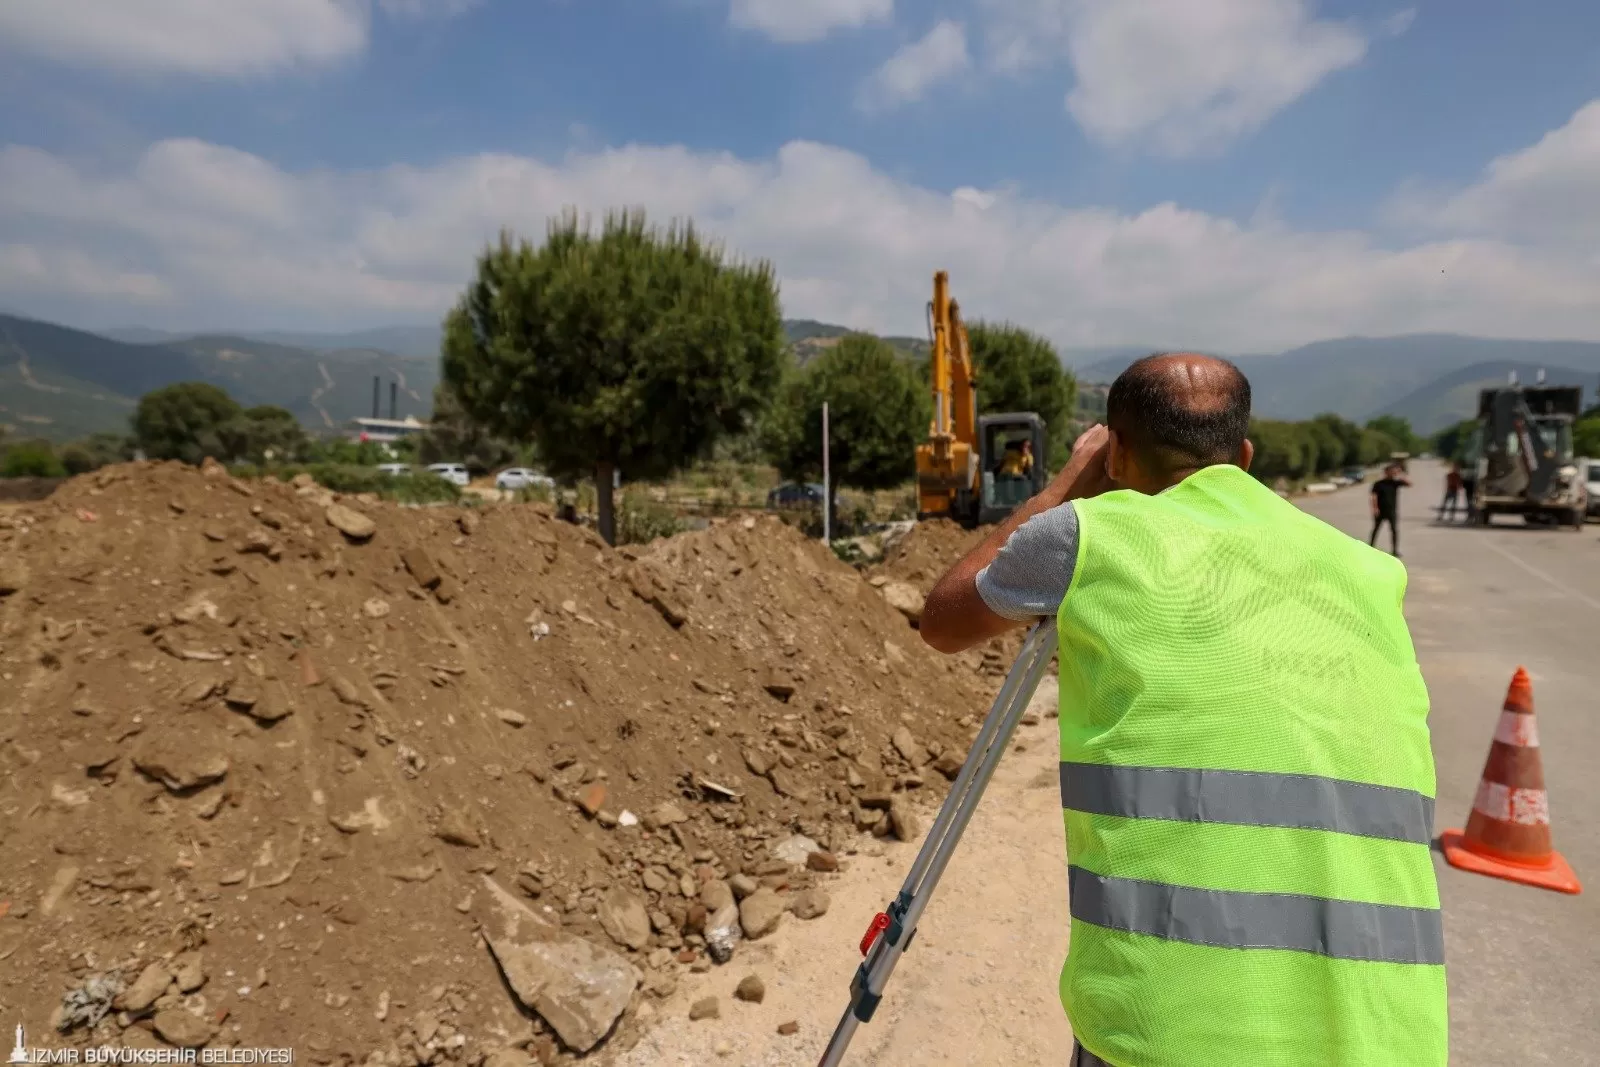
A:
[817,620,1058,1067]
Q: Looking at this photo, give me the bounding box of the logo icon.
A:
[8,1023,27,1065]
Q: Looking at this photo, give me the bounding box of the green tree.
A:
[0,439,66,478]
[58,433,133,475]
[133,382,243,464]
[761,333,924,507]
[1309,413,1360,470]
[1432,418,1480,463]
[1574,415,1600,459]
[1247,419,1310,482]
[967,322,1077,470]
[221,405,307,464]
[418,383,517,475]
[442,210,784,544]
[1364,414,1421,455]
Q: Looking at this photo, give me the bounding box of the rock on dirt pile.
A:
[866,519,1046,678]
[0,461,994,1064]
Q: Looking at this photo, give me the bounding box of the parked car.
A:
[375,463,412,477]
[1342,466,1366,483]
[767,482,825,508]
[495,467,555,491]
[1583,459,1600,519]
[425,463,470,487]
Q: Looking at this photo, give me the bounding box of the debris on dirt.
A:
[325,503,376,541]
[879,581,926,624]
[734,974,766,1003]
[688,997,720,1021]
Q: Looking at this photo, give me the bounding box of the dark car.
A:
[1342,466,1367,483]
[767,482,825,508]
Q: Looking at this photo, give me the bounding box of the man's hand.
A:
[919,423,1116,655]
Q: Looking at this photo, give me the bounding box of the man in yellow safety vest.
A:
[918,353,1448,1066]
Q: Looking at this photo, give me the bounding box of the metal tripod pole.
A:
[818,619,1058,1067]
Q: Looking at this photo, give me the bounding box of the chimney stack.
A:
[390,381,398,420]
[372,376,380,419]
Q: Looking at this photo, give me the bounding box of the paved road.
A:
[1301,460,1600,1065]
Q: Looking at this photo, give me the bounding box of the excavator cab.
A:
[977,413,1047,525]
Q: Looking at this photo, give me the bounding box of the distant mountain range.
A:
[3,312,1598,442]
[1073,335,1600,432]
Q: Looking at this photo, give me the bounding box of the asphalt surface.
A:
[1300,460,1600,1066]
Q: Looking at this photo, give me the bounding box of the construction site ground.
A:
[2,457,1596,1066]
[617,458,1600,1066]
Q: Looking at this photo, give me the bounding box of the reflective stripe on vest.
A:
[1062,761,1444,965]
[1060,761,1436,845]
[1068,866,1446,966]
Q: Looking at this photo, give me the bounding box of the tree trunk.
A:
[596,461,617,546]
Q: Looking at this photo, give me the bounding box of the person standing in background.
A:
[1439,463,1463,522]
[1371,464,1410,555]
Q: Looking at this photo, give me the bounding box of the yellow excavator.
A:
[914,270,1047,527]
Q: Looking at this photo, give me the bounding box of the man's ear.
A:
[1238,438,1255,472]
[1107,429,1127,483]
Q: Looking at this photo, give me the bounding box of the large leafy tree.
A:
[966,322,1077,469]
[442,210,784,544]
[761,333,924,503]
[133,382,242,464]
[1364,414,1422,455]
[222,405,307,464]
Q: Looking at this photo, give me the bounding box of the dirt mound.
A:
[867,520,1046,679]
[0,462,993,1065]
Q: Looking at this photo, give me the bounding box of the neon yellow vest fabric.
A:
[1056,464,1447,1066]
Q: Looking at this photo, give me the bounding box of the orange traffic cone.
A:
[1440,667,1581,894]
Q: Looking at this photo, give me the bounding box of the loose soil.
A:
[0,461,997,1066]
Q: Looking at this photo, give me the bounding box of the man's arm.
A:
[1370,483,1380,516]
[920,425,1115,654]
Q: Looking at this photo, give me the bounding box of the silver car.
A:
[1584,459,1600,519]
[425,462,471,487]
[495,467,555,491]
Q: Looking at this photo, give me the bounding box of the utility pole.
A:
[822,402,831,544]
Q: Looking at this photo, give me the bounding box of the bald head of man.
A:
[1104,352,1254,493]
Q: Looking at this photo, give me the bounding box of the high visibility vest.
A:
[1057,464,1448,1066]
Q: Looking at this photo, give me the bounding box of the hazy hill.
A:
[0,314,437,440]
[105,324,445,359]
[1374,361,1594,434]
[1074,335,1600,428]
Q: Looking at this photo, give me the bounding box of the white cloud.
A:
[729,0,892,44]
[6,108,1600,348]
[982,0,1371,157]
[858,20,970,112]
[0,0,475,78]
[1391,100,1600,254]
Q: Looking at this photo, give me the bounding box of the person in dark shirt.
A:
[1370,465,1410,555]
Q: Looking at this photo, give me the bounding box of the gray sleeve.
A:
[974,502,1080,622]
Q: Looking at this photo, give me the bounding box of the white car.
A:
[495,467,555,491]
[1583,458,1600,519]
[375,463,411,477]
[425,463,470,487]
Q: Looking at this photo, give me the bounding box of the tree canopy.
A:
[441,209,785,543]
[761,332,924,499]
[133,382,243,464]
[967,322,1077,469]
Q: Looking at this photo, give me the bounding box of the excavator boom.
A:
[915,271,1046,527]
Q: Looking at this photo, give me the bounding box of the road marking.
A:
[1480,537,1600,614]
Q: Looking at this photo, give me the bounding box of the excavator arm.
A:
[916,272,980,520]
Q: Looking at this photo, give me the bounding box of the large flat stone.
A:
[476,875,640,1053]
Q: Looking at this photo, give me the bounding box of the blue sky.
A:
[2,0,1600,352]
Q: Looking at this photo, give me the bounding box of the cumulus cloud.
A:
[858,20,971,112]
[1390,100,1600,253]
[0,0,474,78]
[729,0,892,44]
[982,0,1373,157]
[5,106,1600,347]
